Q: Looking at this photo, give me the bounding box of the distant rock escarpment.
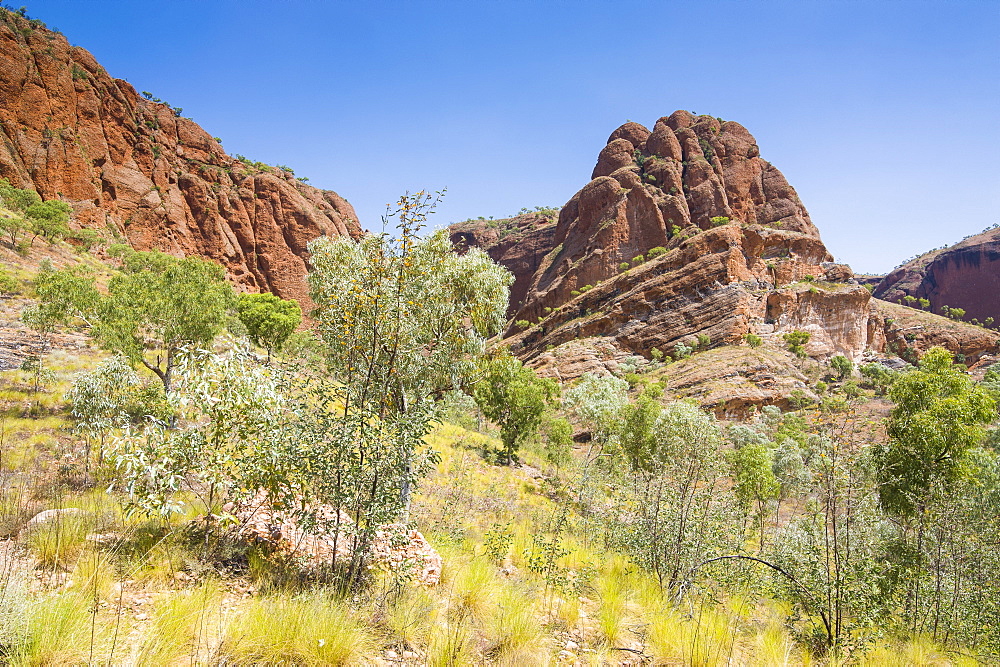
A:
[0,9,361,301]
[875,228,1000,325]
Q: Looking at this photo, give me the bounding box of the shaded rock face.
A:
[449,212,558,318]
[875,228,1000,324]
[0,11,361,302]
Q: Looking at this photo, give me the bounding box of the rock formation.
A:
[875,227,1000,325]
[450,211,558,318]
[874,299,1000,366]
[0,9,361,302]
[452,111,1000,409]
[455,113,876,369]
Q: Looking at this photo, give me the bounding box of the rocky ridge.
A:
[453,113,877,368]
[0,9,361,302]
[875,227,1000,325]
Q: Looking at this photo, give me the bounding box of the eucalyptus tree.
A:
[236,292,301,361]
[472,349,559,464]
[874,346,997,639]
[33,247,234,394]
[307,191,512,520]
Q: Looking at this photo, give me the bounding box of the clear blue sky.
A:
[20,0,1000,274]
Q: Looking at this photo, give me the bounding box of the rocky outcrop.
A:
[874,299,1000,365]
[449,212,558,318]
[0,10,361,302]
[449,112,882,377]
[512,111,824,325]
[234,496,442,585]
[504,220,871,368]
[875,228,1000,325]
[465,111,977,404]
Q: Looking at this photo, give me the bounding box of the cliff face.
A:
[875,228,1000,324]
[0,10,361,302]
[449,212,558,318]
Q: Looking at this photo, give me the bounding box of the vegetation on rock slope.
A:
[1,185,999,664]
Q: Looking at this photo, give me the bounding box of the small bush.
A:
[647,246,667,259]
[710,216,730,227]
[514,319,532,330]
[782,330,811,358]
[744,333,763,348]
[696,333,711,348]
[829,354,853,379]
[841,379,861,398]
[859,362,896,394]
[673,343,692,360]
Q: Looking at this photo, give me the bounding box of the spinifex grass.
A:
[136,579,224,664]
[221,592,378,664]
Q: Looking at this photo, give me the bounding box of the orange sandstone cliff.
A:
[0,9,361,302]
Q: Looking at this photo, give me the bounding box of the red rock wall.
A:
[0,10,361,302]
[875,228,1000,324]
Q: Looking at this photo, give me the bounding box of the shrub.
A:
[841,379,861,398]
[650,347,664,362]
[744,333,763,348]
[696,333,711,348]
[514,319,532,330]
[859,362,896,395]
[0,267,19,295]
[647,246,667,259]
[782,330,811,358]
[709,216,730,227]
[830,354,853,379]
[619,262,630,272]
[631,255,644,265]
[673,342,692,360]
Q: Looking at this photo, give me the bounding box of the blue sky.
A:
[20,0,1000,274]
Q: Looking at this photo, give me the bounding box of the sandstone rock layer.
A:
[0,10,361,301]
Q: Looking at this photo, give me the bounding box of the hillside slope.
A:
[0,9,361,302]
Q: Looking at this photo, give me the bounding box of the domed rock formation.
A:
[450,112,1000,414]
[0,9,361,302]
[454,112,888,386]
